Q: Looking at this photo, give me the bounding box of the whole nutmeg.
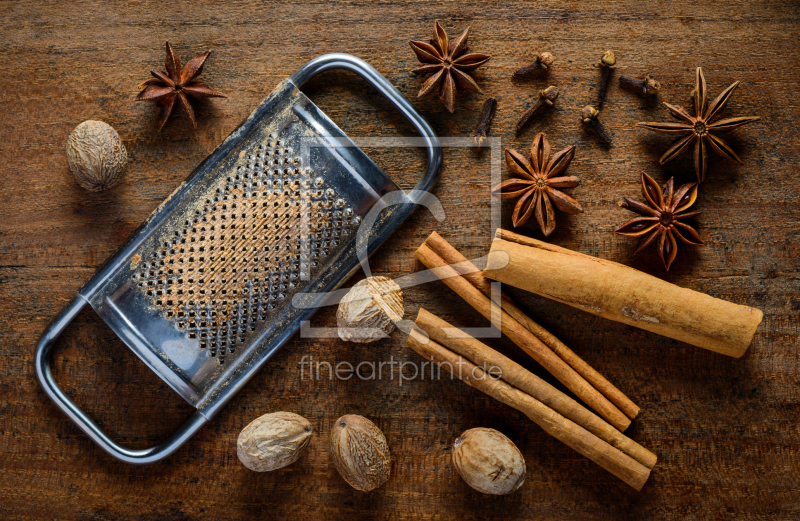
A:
[237,411,313,472]
[336,276,403,343]
[65,120,128,192]
[452,428,526,495]
[330,414,391,491]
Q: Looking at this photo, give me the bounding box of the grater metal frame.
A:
[35,54,442,464]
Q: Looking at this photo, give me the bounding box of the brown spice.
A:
[614,172,704,271]
[512,52,554,77]
[619,74,661,96]
[637,67,760,182]
[515,86,558,132]
[237,412,313,472]
[330,415,391,491]
[409,21,491,113]
[452,428,526,495]
[473,98,497,147]
[136,41,227,131]
[492,132,582,235]
[484,229,763,358]
[65,120,127,192]
[336,277,403,343]
[597,50,616,105]
[580,105,613,143]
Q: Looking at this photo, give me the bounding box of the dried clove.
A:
[473,98,498,147]
[597,50,616,105]
[619,74,661,96]
[515,86,559,133]
[580,106,613,143]
[512,52,555,77]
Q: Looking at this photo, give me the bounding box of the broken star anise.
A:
[614,172,704,271]
[492,133,583,236]
[638,67,760,182]
[136,41,227,132]
[409,20,490,113]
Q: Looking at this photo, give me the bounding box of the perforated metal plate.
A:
[131,134,361,365]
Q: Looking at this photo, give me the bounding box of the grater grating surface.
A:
[35,54,441,464]
[131,134,361,365]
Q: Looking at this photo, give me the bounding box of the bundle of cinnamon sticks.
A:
[410,232,655,490]
[415,232,638,430]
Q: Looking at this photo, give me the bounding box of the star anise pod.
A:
[638,67,760,182]
[409,20,490,113]
[136,41,227,131]
[614,172,704,271]
[492,133,583,236]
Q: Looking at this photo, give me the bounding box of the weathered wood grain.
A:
[1,1,798,519]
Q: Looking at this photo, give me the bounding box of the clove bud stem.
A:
[515,86,558,133]
[597,50,616,106]
[581,105,613,143]
[473,98,498,147]
[619,74,661,95]
[512,52,555,77]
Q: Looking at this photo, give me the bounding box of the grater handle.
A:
[34,295,208,464]
[289,53,442,201]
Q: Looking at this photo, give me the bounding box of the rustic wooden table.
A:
[2,1,798,519]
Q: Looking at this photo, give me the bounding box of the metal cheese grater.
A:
[35,54,441,464]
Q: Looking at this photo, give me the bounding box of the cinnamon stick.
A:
[406,328,652,490]
[485,229,764,358]
[423,231,640,420]
[414,242,632,432]
[414,308,656,469]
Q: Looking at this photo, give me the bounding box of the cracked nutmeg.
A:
[409,20,491,112]
[492,132,583,236]
[336,276,403,343]
[615,172,704,271]
[637,67,760,182]
[136,41,227,131]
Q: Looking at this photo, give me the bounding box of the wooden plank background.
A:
[1,1,798,519]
